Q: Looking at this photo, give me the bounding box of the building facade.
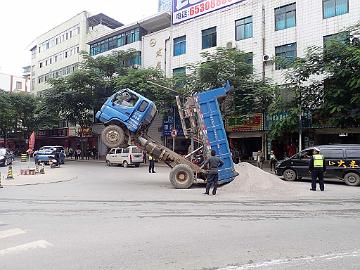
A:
[89,0,359,158]
[27,11,123,154]
[30,11,122,93]
[0,72,30,92]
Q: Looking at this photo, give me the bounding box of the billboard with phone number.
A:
[173,0,246,24]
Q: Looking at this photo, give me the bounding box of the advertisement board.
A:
[225,113,263,132]
[173,0,246,24]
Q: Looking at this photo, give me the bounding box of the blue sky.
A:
[0,0,158,75]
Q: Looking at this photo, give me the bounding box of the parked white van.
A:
[106,146,143,167]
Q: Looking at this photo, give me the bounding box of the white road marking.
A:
[0,228,26,239]
[0,240,53,256]
[217,250,360,269]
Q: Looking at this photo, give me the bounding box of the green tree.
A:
[270,24,360,137]
[115,68,180,114]
[185,47,276,119]
[0,91,17,145]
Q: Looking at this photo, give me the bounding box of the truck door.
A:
[111,90,139,122]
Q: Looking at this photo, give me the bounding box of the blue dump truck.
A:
[96,83,238,189]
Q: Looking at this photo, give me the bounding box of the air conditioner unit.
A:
[226,41,236,49]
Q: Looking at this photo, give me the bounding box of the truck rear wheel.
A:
[344,172,360,186]
[101,125,125,148]
[169,164,194,189]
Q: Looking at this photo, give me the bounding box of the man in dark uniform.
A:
[309,149,326,191]
[148,154,155,173]
[201,149,224,195]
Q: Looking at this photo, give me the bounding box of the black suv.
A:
[0,148,14,167]
[275,144,360,186]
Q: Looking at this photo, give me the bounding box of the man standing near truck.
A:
[309,149,326,191]
[201,150,224,195]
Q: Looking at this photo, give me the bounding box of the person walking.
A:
[201,149,224,195]
[309,149,326,191]
[92,146,98,160]
[148,154,155,173]
[270,150,277,171]
[256,150,264,169]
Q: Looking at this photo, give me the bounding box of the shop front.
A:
[226,113,265,161]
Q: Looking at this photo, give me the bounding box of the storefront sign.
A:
[226,113,263,132]
[36,128,68,138]
[172,0,246,24]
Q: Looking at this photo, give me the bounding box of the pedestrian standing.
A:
[148,154,155,173]
[256,150,264,169]
[309,149,326,191]
[270,150,277,171]
[92,146,97,160]
[201,149,224,195]
[76,148,81,160]
[69,147,74,159]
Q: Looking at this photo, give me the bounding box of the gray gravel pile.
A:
[221,162,305,197]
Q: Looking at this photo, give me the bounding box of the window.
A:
[15,81,22,89]
[323,0,349,18]
[122,148,129,154]
[322,149,344,159]
[128,52,141,66]
[202,27,217,49]
[39,62,43,68]
[346,150,360,159]
[114,90,139,107]
[245,52,253,65]
[275,3,296,31]
[275,43,297,70]
[173,67,186,76]
[235,16,253,40]
[174,36,186,56]
[323,32,349,47]
[138,100,149,112]
[109,149,115,154]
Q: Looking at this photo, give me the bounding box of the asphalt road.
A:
[1,160,360,270]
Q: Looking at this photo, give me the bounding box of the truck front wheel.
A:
[169,164,194,189]
[101,125,125,148]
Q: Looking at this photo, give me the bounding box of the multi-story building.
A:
[28,11,123,153]
[30,11,123,93]
[90,0,359,158]
[0,72,30,92]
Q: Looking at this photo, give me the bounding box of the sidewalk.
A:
[1,166,76,187]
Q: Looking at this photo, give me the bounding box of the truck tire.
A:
[101,125,125,148]
[344,172,360,186]
[283,169,297,181]
[169,164,194,189]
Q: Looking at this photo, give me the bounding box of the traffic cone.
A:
[0,173,3,188]
[6,165,14,180]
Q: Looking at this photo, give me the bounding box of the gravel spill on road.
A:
[221,162,306,197]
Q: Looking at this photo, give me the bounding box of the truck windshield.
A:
[114,90,139,107]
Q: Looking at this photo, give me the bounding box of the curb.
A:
[2,176,78,187]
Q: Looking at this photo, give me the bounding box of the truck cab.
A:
[96,89,157,148]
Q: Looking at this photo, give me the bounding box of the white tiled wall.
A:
[143,0,359,84]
